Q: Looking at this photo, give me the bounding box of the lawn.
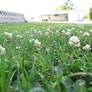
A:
[0,22,92,92]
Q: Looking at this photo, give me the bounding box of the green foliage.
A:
[56,4,67,10]
[0,22,92,92]
[83,14,88,19]
[56,0,75,10]
[89,7,92,20]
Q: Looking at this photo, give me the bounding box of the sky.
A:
[0,0,92,17]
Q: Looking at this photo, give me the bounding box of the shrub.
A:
[89,7,92,20]
[83,14,88,19]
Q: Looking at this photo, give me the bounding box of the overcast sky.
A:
[0,0,92,17]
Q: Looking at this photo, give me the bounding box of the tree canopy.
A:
[89,7,92,20]
[56,0,75,11]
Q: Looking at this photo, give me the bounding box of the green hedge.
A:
[89,7,92,20]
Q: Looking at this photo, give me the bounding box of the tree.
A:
[89,7,92,20]
[56,0,75,11]
[83,14,88,19]
[56,4,67,10]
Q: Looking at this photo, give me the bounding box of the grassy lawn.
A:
[0,22,92,92]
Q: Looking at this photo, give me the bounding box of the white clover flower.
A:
[30,35,34,37]
[69,36,80,47]
[4,32,8,35]
[76,31,82,34]
[0,45,5,55]
[4,32,13,39]
[16,46,20,50]
[25,48,27,50]
[79,82,85,86]
[56,30,59,33]
[46,48,50,52]
[90,30,92,32]
[67,29,71,32]
[34,30,37,32]
[45,32,50,36]
[79,31,83,34]
[83,44,91,50]
[26,31,29,34]
[34,40,41,47]
[38,31,42,35]
[29,39,34,43]
[16,34,22,38]
[71,28,75,30]
[47,28,50,31]
[12,56,16,59]
[83,32,89,36]
[15,30,18,33]
[65,32,70,35]
[62,30,65,33]
[78,25,81,28]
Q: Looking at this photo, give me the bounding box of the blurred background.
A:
[0,0,92,22]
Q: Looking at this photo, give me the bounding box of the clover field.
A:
[0,22,92,92]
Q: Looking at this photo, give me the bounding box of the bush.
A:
[89,7,92,20]
[83,14,88,19]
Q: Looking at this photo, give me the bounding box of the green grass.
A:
[0,22,92,92]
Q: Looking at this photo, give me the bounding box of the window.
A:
[54,14,59,16]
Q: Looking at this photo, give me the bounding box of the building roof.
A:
[40,11,70,16]
[40,10,84,17]
[0,10,24,16]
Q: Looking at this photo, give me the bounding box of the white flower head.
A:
[16,46,20,50]
[62,30,65,33]
[4,32,13,39]
[83,32,89,36]
[15,30,18,33]
[26,31,29,34]
[78,25,81,28]
[65,32,71,35]
[67,29,71,32]
[12,56,16,59]
[0,45,5,55]
[34,40,41,47]
[29,39,34,43]
[90,30,92,32]
[45,32,50,36]
[56,30,59,33]
[71,28,75,31]
[46,48,50,52]
[83,44,91,50]
[69,36,80,47]
[38,31,42,35]
[16,34,22,38]
[79,31,83,34]
[47,28,51,31]
[30,35,34,37]
[34,30,37,32]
